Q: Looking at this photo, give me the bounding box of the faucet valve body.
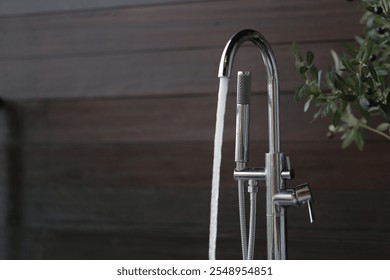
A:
[274,183,315,223]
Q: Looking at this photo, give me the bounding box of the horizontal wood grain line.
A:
[17,225,390,259]
[0,93,383,144]
[0,42,352,100]
[17,186,390,230]
[0,0,209,18]
[0,40,356,62]
[13,186,390,259]
[0,0,361,58]
[6,141,387,191]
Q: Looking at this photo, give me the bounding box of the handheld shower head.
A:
[237,71,251,105]
[235,71,251,166]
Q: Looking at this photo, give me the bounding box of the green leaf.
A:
[292,42,303,71]
[359,39,373,62]
[341,56,357,73]
[304,97,312,112]
[354,128,364,151]
[342,129,356,149]
[333,110,341,126]
[294,84,305,101]
[355,35,364,45]
[360,65,369,80]
[299,66,308,75]
[366,6,376,13]
[377,122,390,131]
[306,51,314,66]
[326,68,336,89]
[330,50,341,73]
[359,96,370,110]
[308,80,321,96]
[353,74,364,96]
[367,64,378,82]
[294,83,315,101]
[376,68,388,76]
[357,98,371,120]
[334,73,352,90]
[366,75,375,89]
[310,65,319,83]
[374,16,389,26]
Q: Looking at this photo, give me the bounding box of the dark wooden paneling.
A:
[0,42,349,99]
[10,140,389,193]
[0,0,388,260]
[0,0,361,100]
[1,96,389,260]
[2,139,389,259]
[0,0,203,17]
[0,0,360,58]
[44,95,330,143]
[10,187,390,259]
[18,93,382,145]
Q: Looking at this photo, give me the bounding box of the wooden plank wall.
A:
[0,0,389,259]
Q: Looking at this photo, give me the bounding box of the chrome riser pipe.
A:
[265,152,285,260]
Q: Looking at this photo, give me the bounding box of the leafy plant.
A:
[293,0,390,150]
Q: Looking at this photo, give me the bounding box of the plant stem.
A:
[358,122,390,141]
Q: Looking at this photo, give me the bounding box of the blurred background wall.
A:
[0,0,388,259]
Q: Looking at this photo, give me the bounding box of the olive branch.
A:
[293,0,390,150]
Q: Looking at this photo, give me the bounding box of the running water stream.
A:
[208,76,229,260]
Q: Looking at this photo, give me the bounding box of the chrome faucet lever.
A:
[273,183,315,223]
[295,183,315,223]
[308,201,315,224]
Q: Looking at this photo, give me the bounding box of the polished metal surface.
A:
[235,71,251,260]
[235,71,251,163]
[237,71,251,105]
[219,29,284,260]
[234,168,266,181]
[273,183,315,224]
[237,180,248,260]
[235,105,250,163]
[218,29,280,154]
[218,29,314,260]
[265,152,283,260]
[295,184,316,223]
[247,179,258,260]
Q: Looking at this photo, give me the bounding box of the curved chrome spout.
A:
[218,29,280,153]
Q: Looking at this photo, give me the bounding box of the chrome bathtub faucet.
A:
[218,29,315,260]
